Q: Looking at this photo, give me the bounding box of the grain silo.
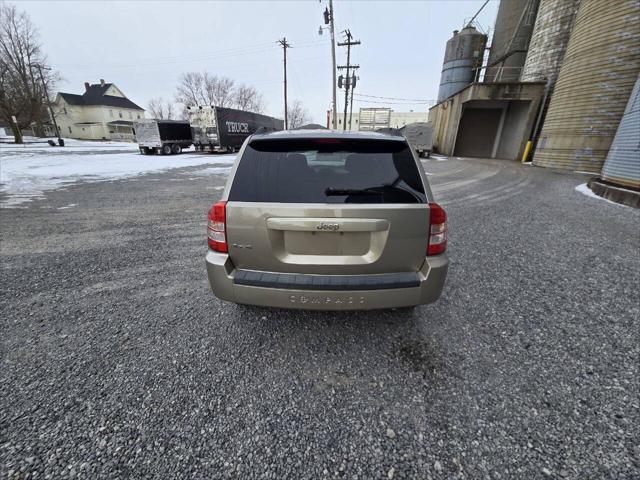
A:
[600,74,640,189]
[520,0,580,87]
[437,27,487,103]
[532,0,640,172]
[484,0,540,82]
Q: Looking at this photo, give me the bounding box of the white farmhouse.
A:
[51,80,145,141]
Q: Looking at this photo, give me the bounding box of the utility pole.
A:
[320,1,338,128]
[348,74,356,130]
[329,0,338,129]
[278,38,291,129]
[337,30,360,131]
[31,63,62,144]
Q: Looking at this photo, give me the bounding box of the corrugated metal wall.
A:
[521,0,580,87]
[601,74,640,189]
[484,0,540,82]
[533,0,640,172]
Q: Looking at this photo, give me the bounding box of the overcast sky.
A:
[19,0,498,123]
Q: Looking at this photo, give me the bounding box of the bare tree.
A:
[175,71,265,114]
[147,97,175,120]
[176,72,234,109]
[233,84,265,113]
[204,74,234,108]
[287,100,311,129]
[175,72,207,108]
[0,2,58,143]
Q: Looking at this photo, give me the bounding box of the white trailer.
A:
[401,122,434,158]
[358,108,392,131]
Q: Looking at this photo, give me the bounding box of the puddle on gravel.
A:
[396,338,445,380]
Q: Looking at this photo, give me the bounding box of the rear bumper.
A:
[205,251,448,310]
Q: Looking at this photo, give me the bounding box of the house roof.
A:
[59,83,144,111]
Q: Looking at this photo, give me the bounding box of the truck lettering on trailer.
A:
[226,121,249,134]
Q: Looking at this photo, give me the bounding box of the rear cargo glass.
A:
[228,138,426,204]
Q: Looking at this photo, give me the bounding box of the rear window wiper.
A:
[325,185,392,196]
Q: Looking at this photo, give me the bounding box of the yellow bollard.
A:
[521,140,533,163]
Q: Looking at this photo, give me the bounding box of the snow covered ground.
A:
[574,183,628,207]
[0,138,236,207]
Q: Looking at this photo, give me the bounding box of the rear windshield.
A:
[228,138,426,204]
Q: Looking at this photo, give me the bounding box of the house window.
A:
[137,114,141,119]
[68,126,72,134]
[63,107,67,115]
[128,112,132,119]
[119,111,123,118]
[110,110,113,117]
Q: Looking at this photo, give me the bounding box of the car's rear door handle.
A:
[266,218,389,232]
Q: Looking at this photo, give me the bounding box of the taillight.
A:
[207,201,227,252]
[427,202,447,256]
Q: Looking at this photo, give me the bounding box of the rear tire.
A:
[161,144,172,155]
[144,147,154,155]
[171,144,182,155]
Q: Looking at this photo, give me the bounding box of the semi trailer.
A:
[401,122,434,158]
[187,106,284,152]
[134,119,193,155]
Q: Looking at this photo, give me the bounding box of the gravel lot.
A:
[1,154,639,479]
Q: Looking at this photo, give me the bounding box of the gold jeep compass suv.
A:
[206,129,448,310]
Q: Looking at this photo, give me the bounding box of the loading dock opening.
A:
[453,100,532,159]
[454,106,503,158]
[429,82,545,161]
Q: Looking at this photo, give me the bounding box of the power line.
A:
[354,93,434,102]
[56,39,328,70]
[353,98,434,106]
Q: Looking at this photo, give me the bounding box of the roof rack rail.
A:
[374,127,404,137]
[254,126,280,135]
[293,123,328,130]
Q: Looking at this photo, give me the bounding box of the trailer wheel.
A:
[171,144,182,155]
[143,147,154,155]
[161,144,172,155]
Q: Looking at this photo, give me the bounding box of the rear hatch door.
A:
[225,136,430,275]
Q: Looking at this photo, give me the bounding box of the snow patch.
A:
[575,183,627,207]
[188,166,233,176]
[0,139,236,207]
